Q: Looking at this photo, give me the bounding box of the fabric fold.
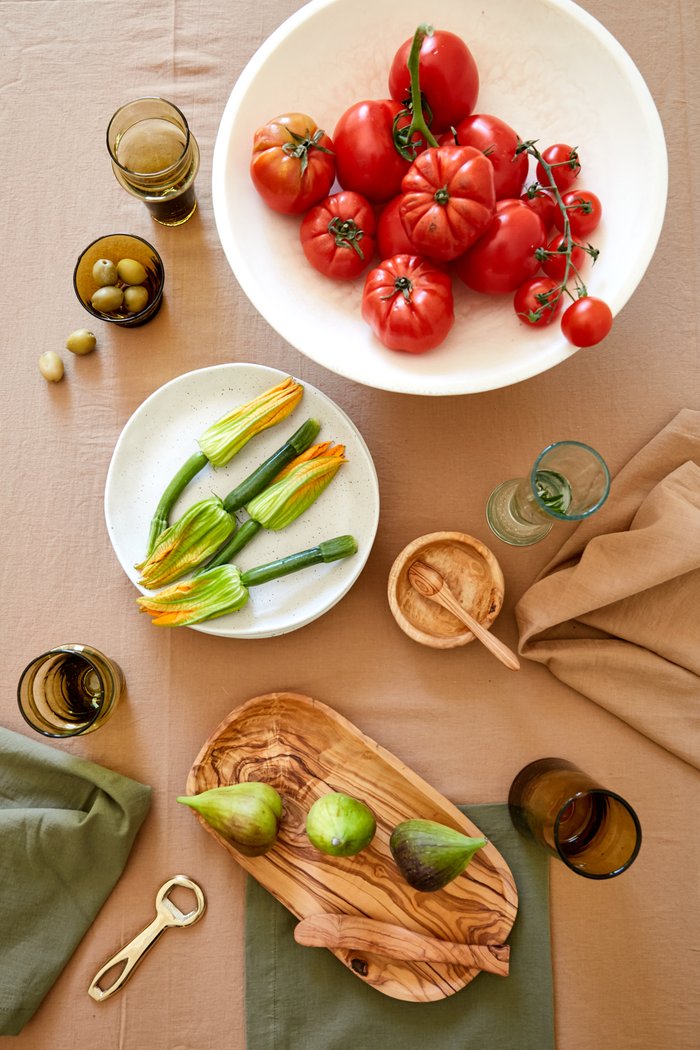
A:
[0,727,151,1036]
[516,409,700,769]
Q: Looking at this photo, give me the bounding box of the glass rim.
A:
[106,96,191,178]
[17,645,111,737]
[553,787,642,879]
[530,440,611,521]
[72,232,165,325]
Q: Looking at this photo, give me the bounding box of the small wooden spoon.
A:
[408,560,520,671]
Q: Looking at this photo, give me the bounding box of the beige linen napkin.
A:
[516,408,700,770]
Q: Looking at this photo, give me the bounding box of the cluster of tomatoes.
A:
[249,25,612,355]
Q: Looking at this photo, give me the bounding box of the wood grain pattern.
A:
[185,692,518,1002]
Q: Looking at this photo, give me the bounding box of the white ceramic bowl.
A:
[212,0,667,395]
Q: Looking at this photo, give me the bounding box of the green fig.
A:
[389,819,487,892]
[177,782,283,856]
[306,791,376,857]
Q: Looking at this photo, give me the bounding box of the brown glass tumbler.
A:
[508,758,642,878]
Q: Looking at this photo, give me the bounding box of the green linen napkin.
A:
[245,803,553,1050]
[0,726,151,1036]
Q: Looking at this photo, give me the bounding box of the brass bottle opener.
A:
[88,875,206,1001]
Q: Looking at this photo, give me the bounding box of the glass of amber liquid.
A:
[18,644,124,738]
[107,98,200,226]
[508,758,642,878]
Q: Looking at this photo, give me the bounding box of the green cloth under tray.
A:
[0,726,151,1036]
[245,802,553,1050]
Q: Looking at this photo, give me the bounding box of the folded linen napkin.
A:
[516,408,700,770]
[245,803,553,1050]
[0,726,151,1036]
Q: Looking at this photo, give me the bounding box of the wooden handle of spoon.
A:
[408,561,520,672]
[295,914,510,976]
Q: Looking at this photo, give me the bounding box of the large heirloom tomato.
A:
[250,113,335,214]
[361,254,454,354]
[455,199,546,294]
[441,114,528,200]
[300,191,376,280]
[333,100,417,204]
[399,145,496,262]
[388,29,479,133]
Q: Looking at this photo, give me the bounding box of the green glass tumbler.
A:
[486,440,610,546]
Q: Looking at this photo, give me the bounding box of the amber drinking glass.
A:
[508,758,642,878]
[18,644,124,738]
[107,97,200,226]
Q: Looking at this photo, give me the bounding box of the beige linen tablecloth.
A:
[2,1,699,1048]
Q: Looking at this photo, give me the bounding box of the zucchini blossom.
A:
[136,496,235,589]
[137,535,358,627]
[201,442,346,572]
[198,376,303,467]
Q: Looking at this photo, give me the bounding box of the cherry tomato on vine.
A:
[439,114,528,200]
[377,195,416,258]
[455,199,546,294]
[361,254,454,353]
[520,186,559,232]
[388,29,479,133]
[250,113,335,214]
[333,100,419,204]
[300,191,376,281]
[540,233,587,282]
[536,143,581,193]
[399,145,496,261]
[561,296,613,347]
[555,190,602,238]
[513,276,563,327]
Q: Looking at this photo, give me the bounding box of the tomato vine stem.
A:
[392,24,440,161]
[516,139,598,321]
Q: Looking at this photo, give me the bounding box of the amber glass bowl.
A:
[73,233,165,327]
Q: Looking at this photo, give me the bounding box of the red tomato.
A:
[513,276,563,327]
[540,233,587,283]
[561,296,613,347]
[377,195,416,258]
[440,114,528,200]
[455,199,546,294]
[536,143,581,193]
[300,191,376,281]
[388,29,479,133]
[399,145,496,262]
[333,100,417,204]
[250,112,335,214]
[361,254,454,353]
[520,186,559,232]
[555,190,602,238]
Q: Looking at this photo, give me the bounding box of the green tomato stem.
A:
[392,25,439,161]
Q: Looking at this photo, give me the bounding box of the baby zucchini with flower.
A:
[201,441,347,572]
[145,376,304,557]
[137,534,357,626]
[136,418,321,588]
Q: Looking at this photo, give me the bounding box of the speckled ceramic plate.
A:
[104,363,380,638]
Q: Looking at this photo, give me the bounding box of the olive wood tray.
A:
[185,692,518,1002]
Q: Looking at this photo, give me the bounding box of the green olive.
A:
[66,328,97,355]
[117,258,147,285]
[92,258,118,286]
[39,351,64,382]
[91,286,124,312]
[123,285,149,313]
